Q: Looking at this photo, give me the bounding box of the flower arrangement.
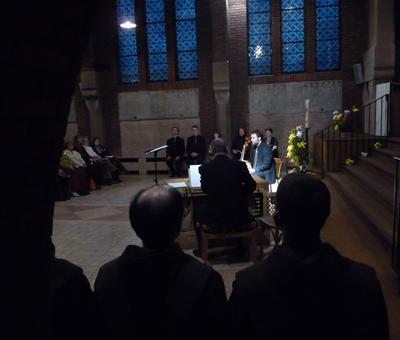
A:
[345,158,355,166]
[287,125,308,170]
[332,105,359,131]
[374,142,383,150]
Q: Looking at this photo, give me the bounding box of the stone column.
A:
[213,61,231,146]
[79,69,105,140]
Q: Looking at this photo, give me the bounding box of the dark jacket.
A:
[186,135,206,160]
[250,141,275,183]
[199,154,257,231]
[266,136,279,158]
[166,136,185,158]
[93,144,111,157]
[49,258,105,340]
[229,243,389,340]
[94,244,227,340]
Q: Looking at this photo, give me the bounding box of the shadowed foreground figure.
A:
[229,173,389,340]
[95,185,227,340]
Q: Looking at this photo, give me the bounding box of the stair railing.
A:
[316,94,390,178]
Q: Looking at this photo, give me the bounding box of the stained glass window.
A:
[117,0,139,83]
[175,0,198,80]
[281,0,305,73]
[248,0,272,75]
[145,0,168,81]
[316,0,340,71]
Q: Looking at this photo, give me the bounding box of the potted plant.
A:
[287,125,308,172]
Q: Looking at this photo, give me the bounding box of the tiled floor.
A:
[53,175,251,294]
[53,175,400,338]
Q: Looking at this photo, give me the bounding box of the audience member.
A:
[72,135,105,187]
[60,143,89,197]
[199,140,256,232]
[92,137,127,174]
[186,125,206,165]
[95,185,227,340]
[55,169,72,201]
[166,127,185,177]
[229,173,389,340]
[231,127,246,160]
[249,129,275,183]
[208,131,223,156]
[264,127,279,158]
[48,248,106,340]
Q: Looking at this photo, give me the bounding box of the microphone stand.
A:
[145,145,168,185]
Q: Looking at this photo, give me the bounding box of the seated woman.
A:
[92,137,127,174]
[264,127,279,158]
[208,131,223,156]
[81,136,120,184]
[231,127,248,161]
[61,142,90,197]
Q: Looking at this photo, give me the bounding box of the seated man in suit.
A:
[95,185,227,340]
[186,125,206,165]
[199,140,256,232]
[249,129,275,184]
[229,173,389,340]
[166,127,185,177]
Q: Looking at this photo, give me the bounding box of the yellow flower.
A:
[288,133,296,142]
[287,145,294,152]
[297,141,306,148]
[352,105,359,112]
[334,125,339,131]
[374,142,383,150]
[336,113,343,120]
[345,158,355,166]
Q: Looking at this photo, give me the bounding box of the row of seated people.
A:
[55,136,126,200]
[47,173,389,340]
[167,125,279,184]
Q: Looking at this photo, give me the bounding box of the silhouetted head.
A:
[129,185,184,250]
[211,139,228,155]
[238,128,245,137]
[276,173,330,252]
[82,136,90,146]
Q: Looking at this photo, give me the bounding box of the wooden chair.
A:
[274,157,283,180]
[197,222,258,264]
[258,215,284,257]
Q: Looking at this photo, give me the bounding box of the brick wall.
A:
[84,0,367,156]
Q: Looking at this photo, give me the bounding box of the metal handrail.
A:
[317,94,390,178]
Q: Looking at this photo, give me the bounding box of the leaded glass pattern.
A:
[145,0,168,81]
[248,0,272,75]
[117,0,139,83]
[316,0,340,70]
[281,0,305,73]
[175,0,198,79]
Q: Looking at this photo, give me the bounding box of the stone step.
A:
[376,147,400,160]
[359,153,395,178]
[341,163,393,208]
[326,172,393,246]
